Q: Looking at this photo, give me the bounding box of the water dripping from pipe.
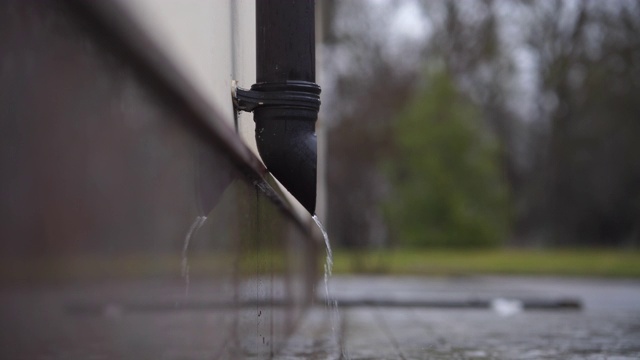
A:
[181,215,207,298]
[312,214,348,358]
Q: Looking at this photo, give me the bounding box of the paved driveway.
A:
[1,276,639,359]
[277,276,640,359]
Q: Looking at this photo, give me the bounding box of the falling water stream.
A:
[181,215,207,298]
[312,215,345,357]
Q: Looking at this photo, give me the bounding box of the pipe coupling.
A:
[234,80,321,114]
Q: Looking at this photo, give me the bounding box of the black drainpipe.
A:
[235,0,320,215]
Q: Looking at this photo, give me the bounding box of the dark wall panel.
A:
[0,1,318,358]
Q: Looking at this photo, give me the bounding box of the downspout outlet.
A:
[234,81,320,215]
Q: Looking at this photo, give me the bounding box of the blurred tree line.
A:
[321,0,640,248]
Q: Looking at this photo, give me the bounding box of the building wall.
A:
[0,1,319,357]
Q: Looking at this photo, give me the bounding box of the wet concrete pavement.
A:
[2,276,639,359]
[277,276,640,359]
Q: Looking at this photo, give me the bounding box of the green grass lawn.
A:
[3,249,639,284]
[331,248,640,278]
